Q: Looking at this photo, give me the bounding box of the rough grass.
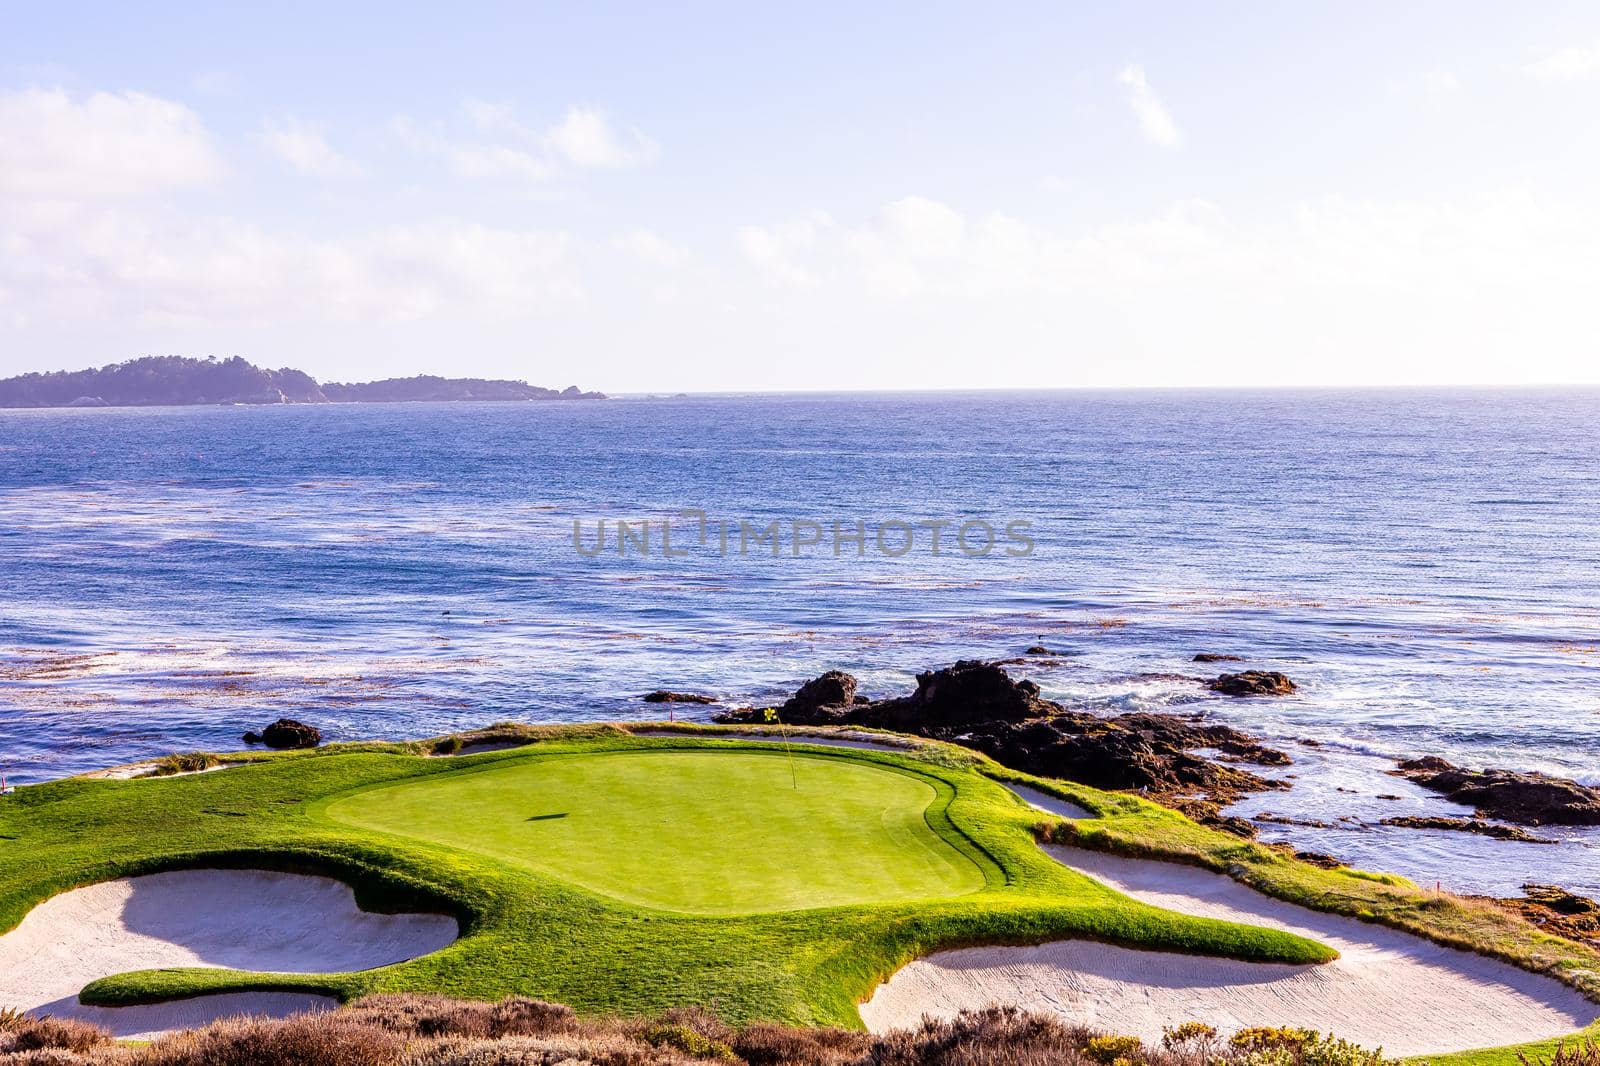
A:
[1410,1023,1600,1066]
[1,728,1330,1030]
[146,753,220,778]
[0,995,1402,1066]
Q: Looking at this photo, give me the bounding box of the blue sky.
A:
[4,2,1599,390]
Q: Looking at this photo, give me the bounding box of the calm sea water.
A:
[1,390,1597,896]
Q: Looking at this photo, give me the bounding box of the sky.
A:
[3,2,1600,392]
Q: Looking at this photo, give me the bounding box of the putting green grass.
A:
[326,750,984,913]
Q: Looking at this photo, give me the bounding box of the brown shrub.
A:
[0,995,1413,1066]
[1522,1043,1600,1066]
[731,1022,870,1066]
[863,1006,1100,1066]
[0,1051,100,1066]
[139,1014,403,1066]
[403,1032,697,1066]
[340,994,576,1039]
[6,1019,112,1055]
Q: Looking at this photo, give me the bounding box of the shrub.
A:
[731,1022,869,1066]
[141,1014,404,1066]
[1231,1027,1315,1052]
[639,1023,735,1061]
[149,752,219,776]
[863,1006,1098,1065]
[0,995,1404,1066]
[1522,1043,1600,1066]
[1162,1022,1218,1048]
[1,1050,98,1065]
[432,737,464,755]
[6,1018,112,1054]
[1086,1034,1144,1064]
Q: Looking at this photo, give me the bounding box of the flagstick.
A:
[771,709,798,790]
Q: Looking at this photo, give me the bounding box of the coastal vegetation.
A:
[0,997,1409,1066]
[0,355,605,408]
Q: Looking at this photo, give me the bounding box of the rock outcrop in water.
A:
[243,718,322,749]
[0,356,605,408]
[781,670,864,718]
[721,660,1293,834]
[1380,815,1558,843]
[641,691,716,704]
[1208,670,1297,696]
[1394,756,1600,826]
[1492,884,1600,947]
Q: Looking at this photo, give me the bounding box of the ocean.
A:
[1,389,1597,896]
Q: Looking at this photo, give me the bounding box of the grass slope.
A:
[325,749,984,913]
[0,728,1330,1029]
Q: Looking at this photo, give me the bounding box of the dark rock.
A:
[1295,850,1345,869]
[642,691,715,704]
[719,660,1294,836]
[1394,757,1600,826]
[1025,645,1062,655]
[247,718,321,749]
[1376,793,1402,801]
[1253,811,1337,829]
[1208,671,1298,697]
[1480,884,1600,947]
[780,670,860,719]
[1380,815,1558,843]
[1193,653,1244,663]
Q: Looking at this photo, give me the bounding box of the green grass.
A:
[1407,1022,1600,1066]
[325,750,984,914]
[0,727,1332,1029]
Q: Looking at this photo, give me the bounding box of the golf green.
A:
[325,749,986,914]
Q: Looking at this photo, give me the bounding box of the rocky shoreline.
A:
[713,658,1600,869]
[715,660,1295,835]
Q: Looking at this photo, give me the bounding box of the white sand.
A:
[0,868,458,1039]
[862,812,1598,1054]
[1007,782,1096,820]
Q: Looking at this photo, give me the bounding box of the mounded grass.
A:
[325,750,985,913]
[0,727,1332,1029]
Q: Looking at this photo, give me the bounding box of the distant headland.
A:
[0,356,606,408]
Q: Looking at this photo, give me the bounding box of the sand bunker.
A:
[0,868,458,1039]
[862,819,1597,1055]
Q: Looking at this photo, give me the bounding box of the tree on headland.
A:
[0,356,605,408]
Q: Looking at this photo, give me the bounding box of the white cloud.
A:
[1422,69,1462,97]
[0,201,580,326]
[0,87,224,199]
[727,189,1600,387]
[393,102,656,183]
[738,190,1600,305]
[1524,42,1600,81]
[614,229,688,269]
[391,114,557,181]
[1116,64,1181,147]
[547,106,658,169]
[737,211,832,287]
[258,118,362,178]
